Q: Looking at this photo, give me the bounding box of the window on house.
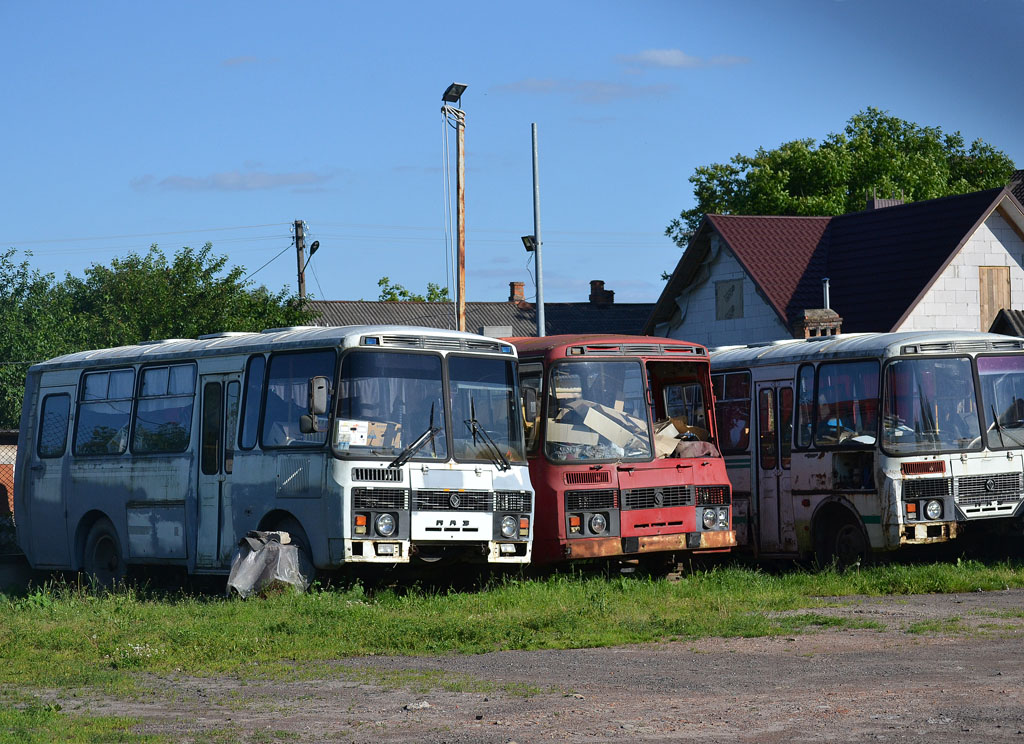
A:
[715,279,744,320]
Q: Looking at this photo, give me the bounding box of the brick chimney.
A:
[509,281,525,302]
[589,280,614,305]
[792,308,843,338]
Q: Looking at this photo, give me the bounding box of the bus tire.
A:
[82,517,126,589]
[815,514,868,571]
[275,516,317,584]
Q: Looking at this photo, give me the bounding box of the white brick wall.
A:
[898,212,1024,332]
[662,245,789,346]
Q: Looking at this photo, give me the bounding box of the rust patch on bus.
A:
[562,531,736,559]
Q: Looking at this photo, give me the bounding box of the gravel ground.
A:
[29,588,1024,743]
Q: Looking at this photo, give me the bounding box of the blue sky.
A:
[2,0,1022,306]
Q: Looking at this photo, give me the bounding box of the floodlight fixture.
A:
[521,235,536,252]
[442,82,468,104]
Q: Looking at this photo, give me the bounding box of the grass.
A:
[0,701,165,743]
[0,559,1022,695]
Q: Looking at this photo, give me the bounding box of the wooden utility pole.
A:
[294,219,306,301]
[454,108,466,332]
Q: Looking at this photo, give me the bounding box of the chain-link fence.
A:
[0,442,14,553]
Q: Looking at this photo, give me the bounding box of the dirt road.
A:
[36,588,1024,743]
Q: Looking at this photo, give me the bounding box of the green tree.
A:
[376,276,451,302]
[0,244,313,428]
[0,250,76,428]
[62,243,313,350]
[667,107,1017,248]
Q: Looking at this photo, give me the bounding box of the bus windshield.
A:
[449,356,526,465]
[544,360,652,462]
[334,350,448,460]
[977,355,1024,448]
[882,357,982,454]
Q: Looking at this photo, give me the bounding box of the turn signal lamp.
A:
[355,514,367,535]
[569,515,581,533]
[519,517,530,536]
[906,503,917,515]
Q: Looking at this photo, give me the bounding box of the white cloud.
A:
[617,49,750,70]
[132,170,337,192]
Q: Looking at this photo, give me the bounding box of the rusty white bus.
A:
[710,331,1024,566]
[510,335,735,567]
[14,326,532,584]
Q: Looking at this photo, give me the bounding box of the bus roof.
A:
[30,325,517,373]
[709,331,1024,369]
[508,333,708,360]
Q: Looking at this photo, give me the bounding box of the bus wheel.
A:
[817,516,868,571]
[82,518,126,590]
[276,517,316,584]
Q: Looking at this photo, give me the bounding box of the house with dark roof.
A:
[644,187,1024,346]
[309,280,654,338]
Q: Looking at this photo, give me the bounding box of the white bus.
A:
[14,326,533,584]
[710,331,1024,566]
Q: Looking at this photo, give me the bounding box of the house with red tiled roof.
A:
[644,187,1024,346]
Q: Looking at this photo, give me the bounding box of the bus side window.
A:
[225,381,240,473]
[74,368,135,456]
[38,394,71,458]
[240,355,265,450]
[796,365,814,448]
[519,368,542,454]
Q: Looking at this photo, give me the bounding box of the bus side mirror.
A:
[299,414,317,434]
[523,387,539,422]
[308,376,330,415]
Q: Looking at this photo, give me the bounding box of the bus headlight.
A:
[925,499,942,521]
[501,515,518,538]
[589,513,607,534]
[375,513,396,537]
[702,508,717,529]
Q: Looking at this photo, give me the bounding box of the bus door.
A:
[26,386,75,566]
[196,374,241,567]
[755,381,795,552]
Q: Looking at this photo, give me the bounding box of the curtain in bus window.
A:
[713,372,750,454]
[336,351,447,459]
[133,364,196,453]
[814,361,879,447]
[796,365,814,448]
[262,351,335,448]
[75,369,135,455]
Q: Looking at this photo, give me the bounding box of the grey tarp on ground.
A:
[226,530,312,598]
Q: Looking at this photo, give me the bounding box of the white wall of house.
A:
[898,212,1024,332]
[661,243,790,346]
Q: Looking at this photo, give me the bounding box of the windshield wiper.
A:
[464,397,511,471]
[388,404,441,468]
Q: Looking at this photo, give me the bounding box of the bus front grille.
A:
[352,487,409,510]
[956,473,1023,505]
[414,489,492,511]
[565,489,618,511]
[351,467,404,483]
[903,477,953,500]
[495,490,532,512]
[622,485,693,510]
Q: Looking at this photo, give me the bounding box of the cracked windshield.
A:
[334,351,447,460]
[545,360,652,462]
[977,355,1024,448]
[882,357,981,454]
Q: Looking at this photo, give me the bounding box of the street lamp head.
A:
[521,235,536,252]
[309,240,320,257]
[442,82,468,104]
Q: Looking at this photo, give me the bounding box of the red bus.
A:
[510,335,735,565]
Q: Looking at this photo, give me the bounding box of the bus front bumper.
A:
[562,530,736,559]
